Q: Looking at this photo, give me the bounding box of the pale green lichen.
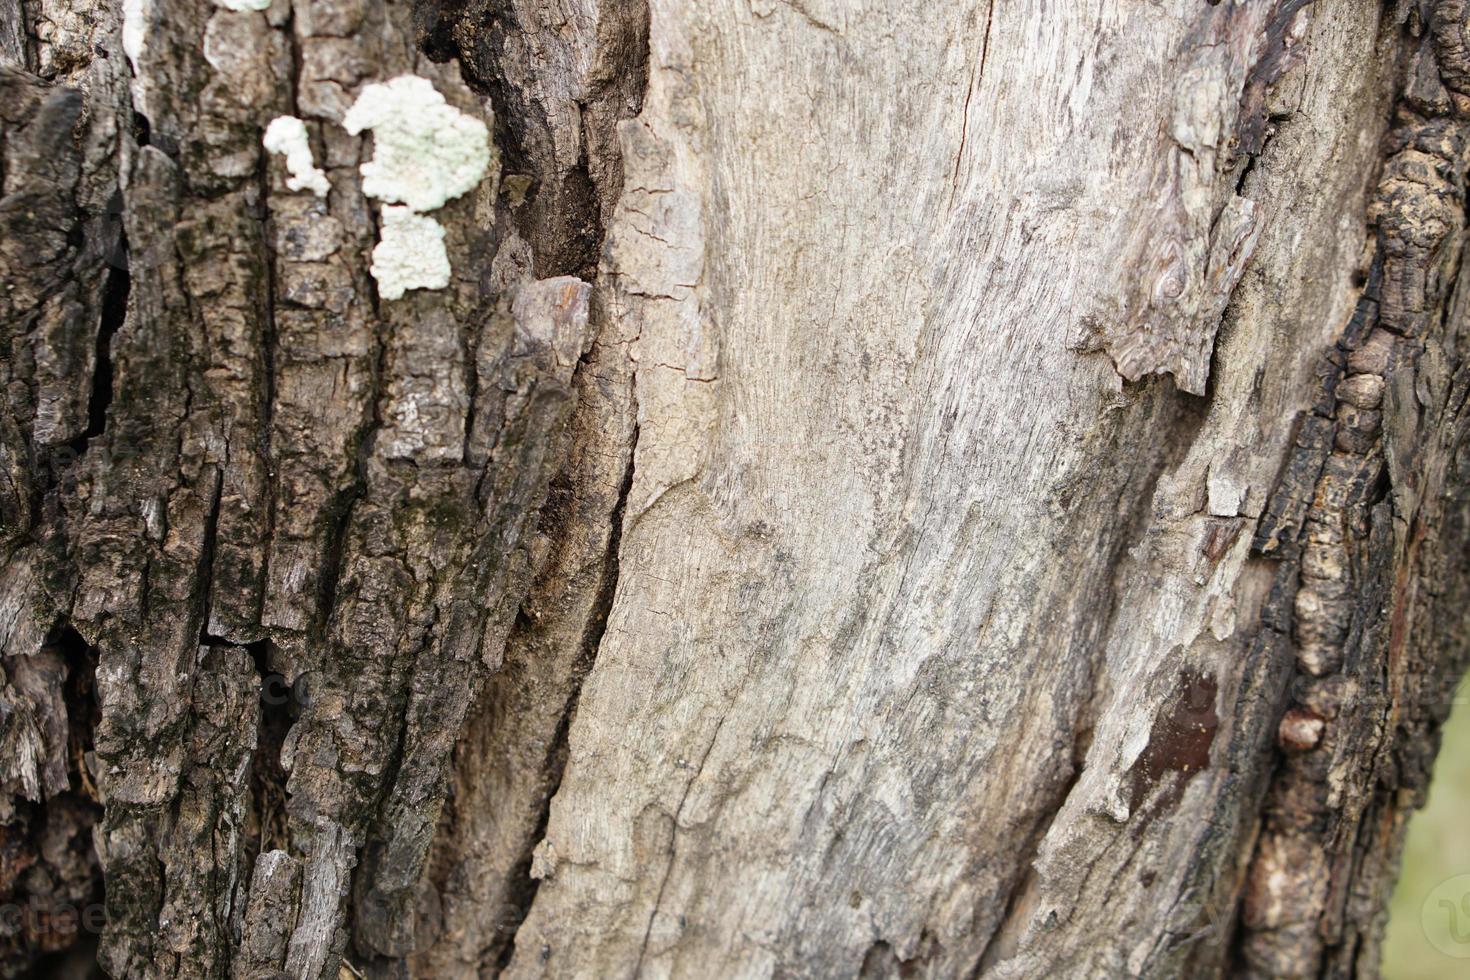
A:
[262,116,330,197]
[343,75,491,213]
[343,75,491,299]
[371,206,451,301]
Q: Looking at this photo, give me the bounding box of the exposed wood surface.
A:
[0,0,1468,978]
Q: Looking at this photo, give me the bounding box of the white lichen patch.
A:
[122,0,149,67]
[343,75,491,213]
[262,116,331,197]
[212,0,272,9]
[371,206,451,300]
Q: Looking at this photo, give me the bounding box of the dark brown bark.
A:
[1,0,645,974]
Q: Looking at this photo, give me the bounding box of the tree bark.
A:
[2,0,1469,978]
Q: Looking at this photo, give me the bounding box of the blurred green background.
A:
[1383,678,1470,979]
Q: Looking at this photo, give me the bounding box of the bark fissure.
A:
[407,0,651,970]
[79,252,126,448]
[496,412,640,971]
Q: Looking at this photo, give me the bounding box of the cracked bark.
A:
[2,1,1470,979]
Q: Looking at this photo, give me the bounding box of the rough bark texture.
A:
[1,0,1469,978]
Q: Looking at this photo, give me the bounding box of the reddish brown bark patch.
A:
[1128,671,1220,814]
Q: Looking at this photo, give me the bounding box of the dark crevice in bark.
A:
[129,111,149,150]
[415,1,542,240]
[247,638,291,863]
[400,0,650,970]
[57,225,127,475]
[498,419,639,971]
[0,626,104,978]
[82,239,125,445]
[416,0,471,65]
[459,305,481,470]
[282,4,304,120]
[860,939,921,979]
[314,364,381,635]
[52,627,99,791]
[417,0,639,281]
[192,474,226,650]
[253,152,279,636]
[313,484,362,637]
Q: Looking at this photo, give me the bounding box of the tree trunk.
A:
[2,0,1469,977]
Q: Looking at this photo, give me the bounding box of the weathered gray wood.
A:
[503,2,1470,978]
[2,0,1469,978]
